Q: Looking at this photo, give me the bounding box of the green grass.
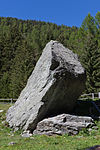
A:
[0,103,100,150]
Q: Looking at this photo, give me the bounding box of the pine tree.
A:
[9,39,36,98]
[83,33,100,93]
[81,13,97,35]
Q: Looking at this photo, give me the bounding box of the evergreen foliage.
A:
[82,34,100,93]
[0,13,100,98]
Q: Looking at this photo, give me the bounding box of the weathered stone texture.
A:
[6,40,86,132]
[33,114,94,135]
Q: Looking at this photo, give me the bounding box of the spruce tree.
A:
[83,33,100,93]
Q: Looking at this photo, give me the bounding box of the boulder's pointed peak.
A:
[49,40,58,44]
[46,40,58,47]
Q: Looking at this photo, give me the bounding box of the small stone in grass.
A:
[8,141,16,145]
[21,130,32,138]
[0,110,4,113]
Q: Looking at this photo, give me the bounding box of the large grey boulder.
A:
[6,40,86,132]
[33,114,94,135]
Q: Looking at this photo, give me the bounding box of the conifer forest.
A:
[0,12,100,98]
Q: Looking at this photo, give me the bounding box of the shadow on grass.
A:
[71,100,100,120]
[44,100,100,120]
[78,145,100,150]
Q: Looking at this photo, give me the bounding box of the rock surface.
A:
[33,114,94,135]
[8,142,16,146]
[0,110,4,113]
[6,40,86,132]
[21,131,32,138]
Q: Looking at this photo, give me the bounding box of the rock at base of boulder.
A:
[33,114,95,136]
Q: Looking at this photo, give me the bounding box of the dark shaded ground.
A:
[44,99,100,120]
[80,145,100,150]
[72,100,100,120]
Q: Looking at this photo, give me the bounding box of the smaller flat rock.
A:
[33,114,95,135]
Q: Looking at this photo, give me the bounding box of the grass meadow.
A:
[0,103,100,150]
